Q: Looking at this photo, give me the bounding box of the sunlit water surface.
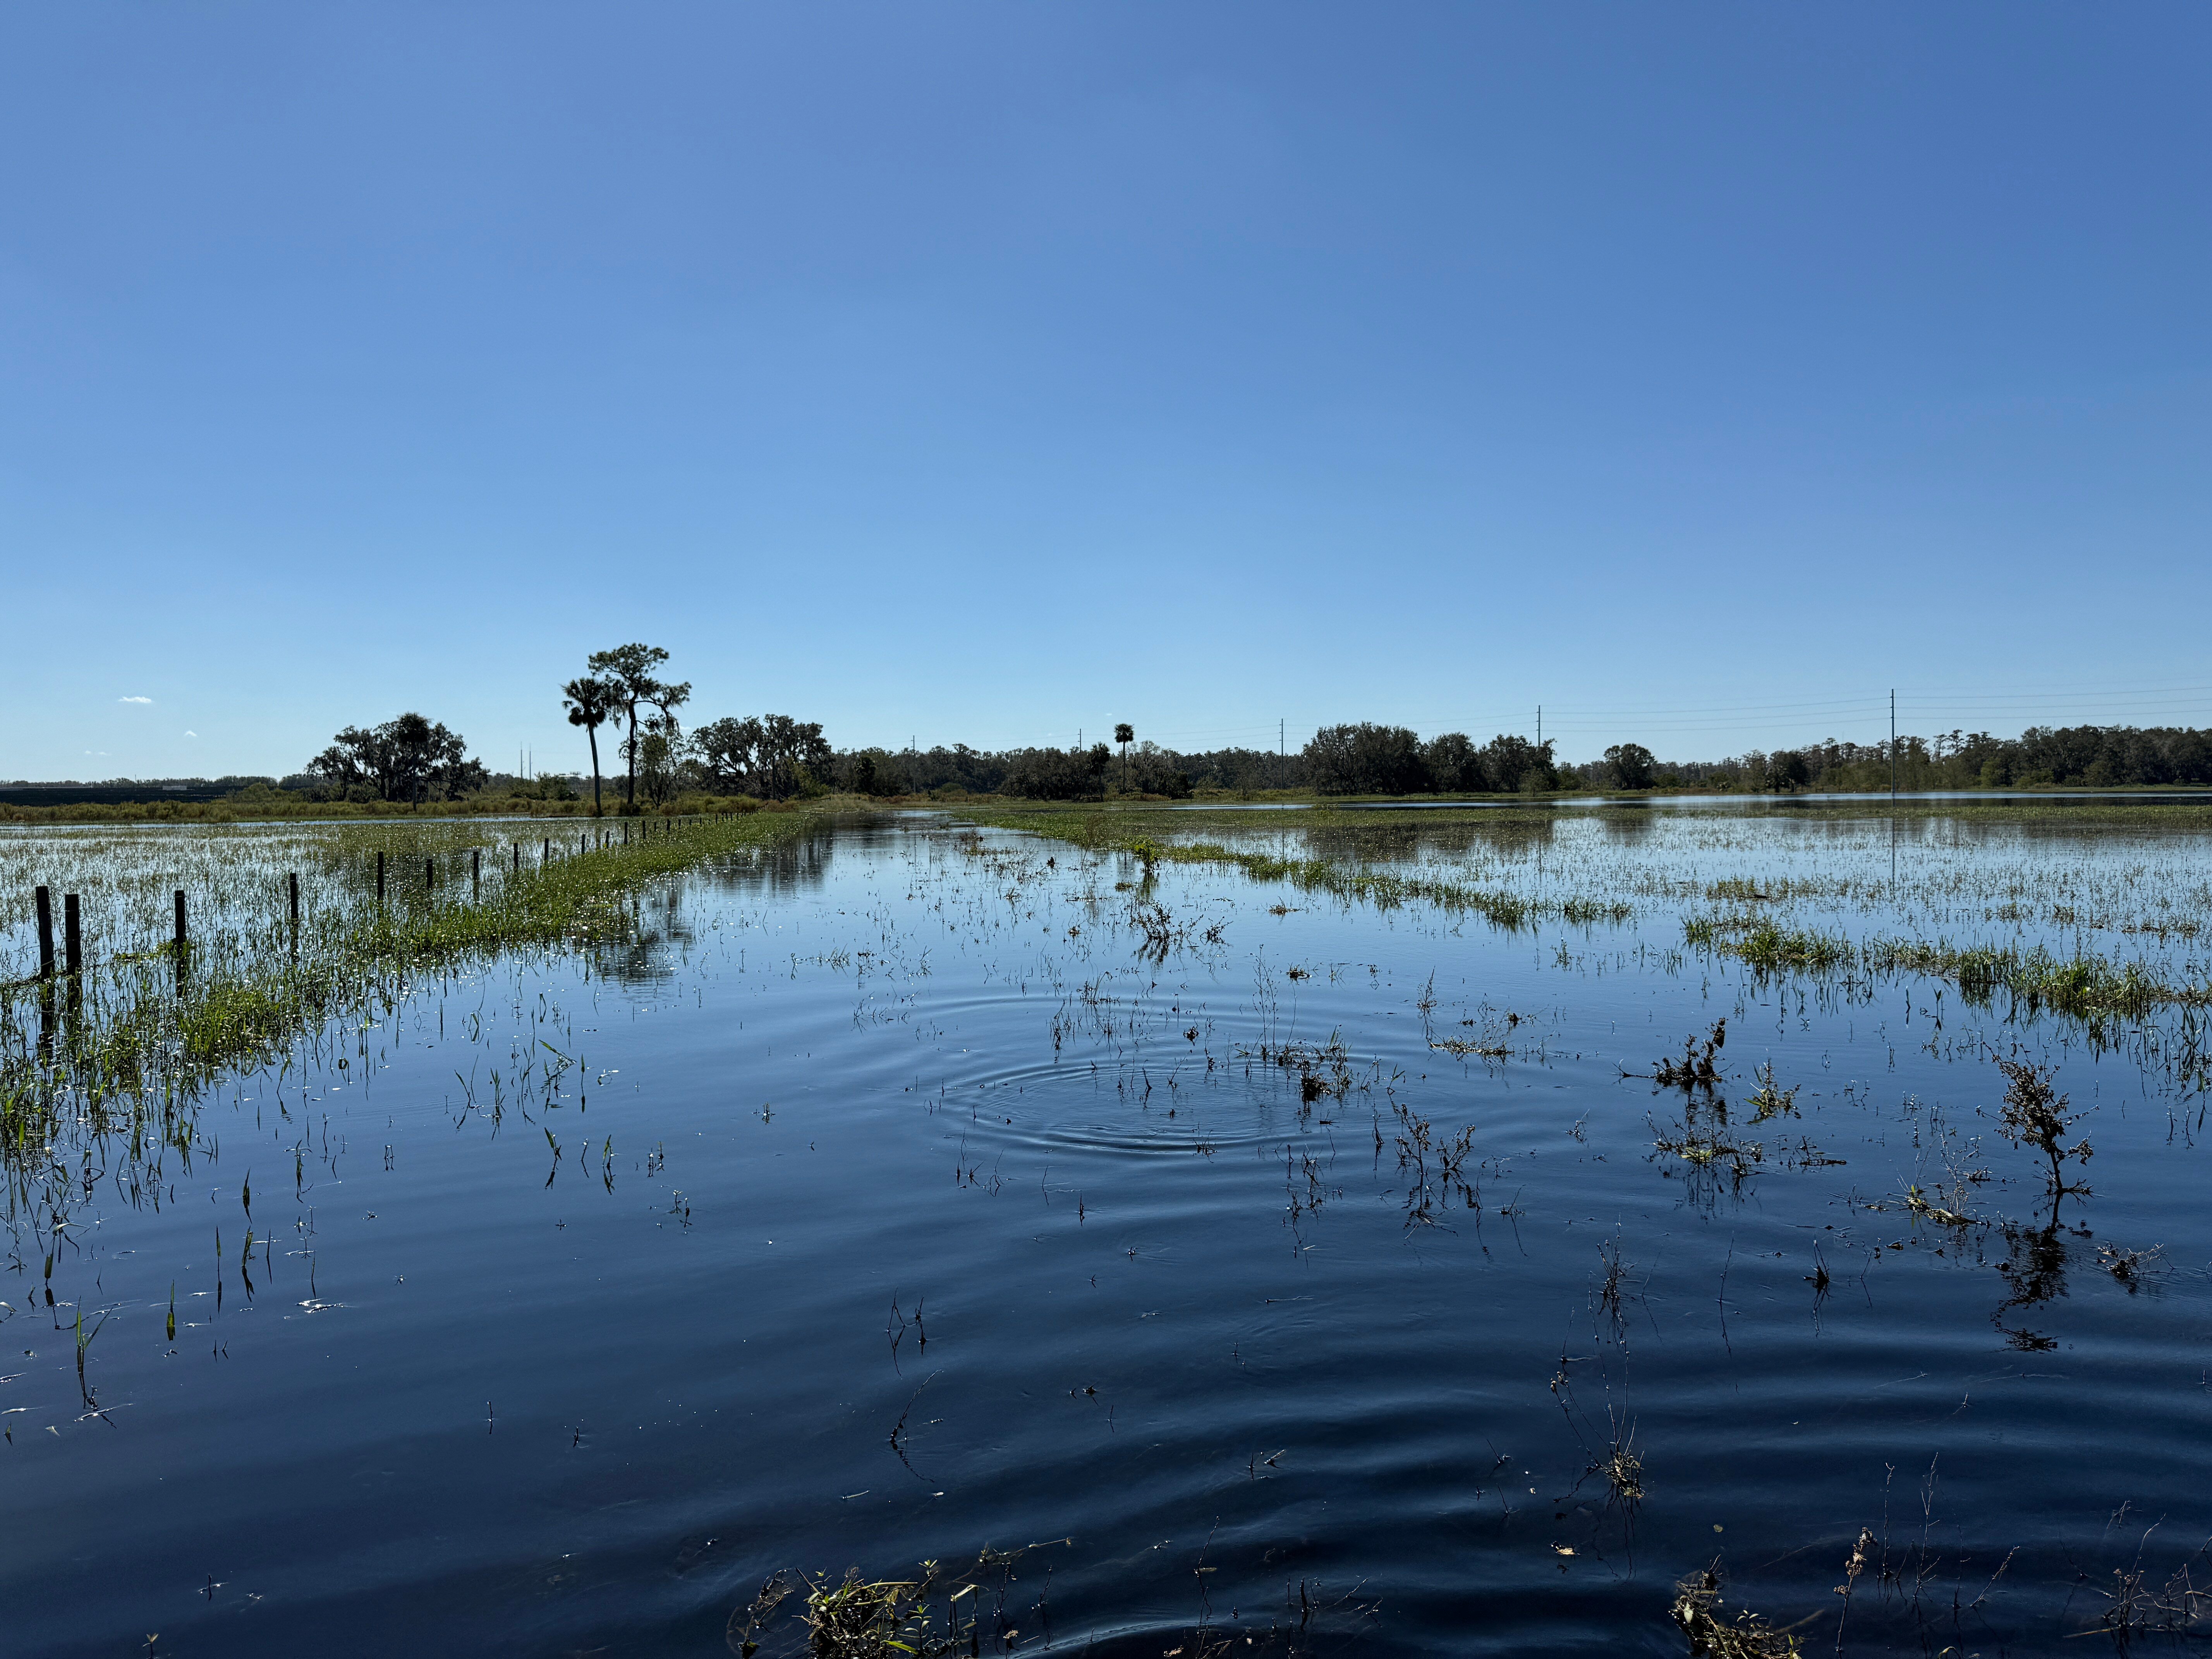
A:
[7,812,2212,1656]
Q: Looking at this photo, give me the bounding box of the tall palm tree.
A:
[563,675,617,816]
[586,643,689,810]
[1114,723,1134,794]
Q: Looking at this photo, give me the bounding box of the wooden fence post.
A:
[289,872,300,927]
[174,890,187,948]
[35,886,54,979]
[376,850,386,903]
[64,893,81,976]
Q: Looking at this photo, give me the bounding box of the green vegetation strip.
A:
[954,807,1628,929]
[1,811,830,1159]
[1685,913,2209,1018]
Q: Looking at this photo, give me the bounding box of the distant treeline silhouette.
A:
[1644,725,2212,793]
[828,721,2212,797]
[18,721,2210,809]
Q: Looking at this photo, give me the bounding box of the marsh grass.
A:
[0,811,833,1200]
[958,803,2212,1024]
[1685,914,2205,1018]
[954,807,1629,930]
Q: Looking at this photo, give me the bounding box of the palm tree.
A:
[563,675,617,816]
[586,643,690,810]
[1114,723,1134,794]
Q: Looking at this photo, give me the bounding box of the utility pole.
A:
[1537,705,1542,749]
[1890,689,1897,802]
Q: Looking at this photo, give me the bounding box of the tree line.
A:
[289,678,2212,809]
[834,722,2212,798]
[1631,725,2212,792]
[294,643,839,810]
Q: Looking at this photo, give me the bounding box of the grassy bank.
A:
[0,807,840,1174]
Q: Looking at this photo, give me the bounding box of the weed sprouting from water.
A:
[1745,1063,1797,1123]
[1650,1020,1726,1091]
[733,1539,1072,1658]
[1599,1429,1645,1508]
[1669,1563,1805,1657]
[1595,1233,1632,1338]
[1994,1055,2092,1197]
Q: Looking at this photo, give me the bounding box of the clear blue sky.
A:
[5,3,2207,779]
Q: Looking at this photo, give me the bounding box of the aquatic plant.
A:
[726,1540,1070,1659]
[0,811,834,1199]
[956,808,1629,930]
[1993,1055,2092,1197]
[1669,1564,1804,1657]
[1684,914,2206,1019]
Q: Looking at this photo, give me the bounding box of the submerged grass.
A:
[0,810,835,1180]
[954,807,1630,930]
[1685,912,2207,1018]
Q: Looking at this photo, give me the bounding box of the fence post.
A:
[35,885,54,979]
[376,850,386,903]
[174,890,187,948]
[289,872,300,927]
[425,856,434,891]
[64,893,81,976]
[473,848,481,891]
[543,837,550,864]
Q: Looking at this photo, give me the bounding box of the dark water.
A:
[8,814,2211,1656]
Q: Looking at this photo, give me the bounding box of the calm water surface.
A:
[7,813,2211,1656]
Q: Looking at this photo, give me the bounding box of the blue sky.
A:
[4,3,2206,778]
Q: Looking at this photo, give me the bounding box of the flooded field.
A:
[5,807,2211,1656]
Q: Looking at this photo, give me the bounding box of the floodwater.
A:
[6,810,2212,1656]
[1178,790,2212,811]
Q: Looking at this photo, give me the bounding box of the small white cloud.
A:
[184,730,199,738]
[118,695,153,704]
